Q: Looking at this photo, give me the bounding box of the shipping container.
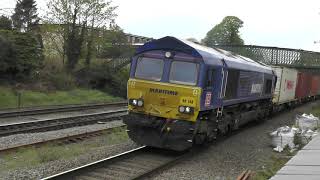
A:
[317,75,320,95]
[295,72,312,99]
[311,75,320,96]
[272,66,298,105]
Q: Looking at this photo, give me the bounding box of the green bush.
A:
[0,30,43,81]
[293,133,303,149]
[50,72,76,90]
[40,70,76,91]
[36,57,76,91]
[76,61,129,98]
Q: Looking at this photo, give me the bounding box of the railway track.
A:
[42,146,189,180]
[39,120,260,180]
[0,109,127,137]
[0,101,127,118]
[0,125,127,153]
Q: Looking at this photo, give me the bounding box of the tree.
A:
[0,16,12,30]
[65,8,86,71]
[0,35,15,76]
[203,16,244,47]
[11,0,40,32]
[85,0,117,67]
[46,0,117,71]
[40,24,66,61]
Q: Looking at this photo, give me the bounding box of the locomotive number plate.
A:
[180,97,195,106]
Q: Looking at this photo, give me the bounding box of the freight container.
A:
[317,76,320,95]
[272,66,298,105]
[295,72,312,99]
[311,75,320,96]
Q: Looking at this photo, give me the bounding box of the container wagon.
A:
[296,72,312,101]
[272,66,298,109]
[311,75,320,97]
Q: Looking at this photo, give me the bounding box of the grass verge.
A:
[0,86,123,109]
[0,127,128,173]
[253,154,291,180]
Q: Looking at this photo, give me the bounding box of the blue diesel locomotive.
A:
[124,36,276,151]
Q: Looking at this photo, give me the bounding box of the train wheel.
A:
[233,116,240,130]
[219,124,232,136]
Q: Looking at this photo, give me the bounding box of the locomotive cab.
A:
[125,50,211,151]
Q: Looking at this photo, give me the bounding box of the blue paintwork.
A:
[132,36,276,111]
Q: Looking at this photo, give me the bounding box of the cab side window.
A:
[265,79,272,94]
[225,69,239,99]
[206,69,215,89]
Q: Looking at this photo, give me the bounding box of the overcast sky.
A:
[1,0,320,51]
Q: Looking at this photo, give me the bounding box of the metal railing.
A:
[214,45,320,69]
[108,56,131,71]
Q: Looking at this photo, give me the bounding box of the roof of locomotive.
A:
[136,36,273,74]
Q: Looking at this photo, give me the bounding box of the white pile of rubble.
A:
[270,113,319,152]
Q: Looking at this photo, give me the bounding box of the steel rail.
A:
[0,125,127,153]
[0,101,127,118]
[0,109,127,137]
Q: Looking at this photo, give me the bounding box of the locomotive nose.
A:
[127,79,201,122]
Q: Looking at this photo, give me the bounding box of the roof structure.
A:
[136,36,273,74]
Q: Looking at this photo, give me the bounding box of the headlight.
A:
[129,99,144,107]
[137,100,144,107]
[132,99,137,106]
[179,106,185,113]
[178,106,194,114]
[165,51,172,58]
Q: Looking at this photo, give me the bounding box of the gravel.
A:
[0,120,125,150]
[1,141,140,180]
[151,101,320,180]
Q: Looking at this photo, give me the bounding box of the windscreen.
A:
[135,57,164,81]
[169,61,199,85]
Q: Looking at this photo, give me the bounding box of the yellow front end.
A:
[127,78,202,122]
